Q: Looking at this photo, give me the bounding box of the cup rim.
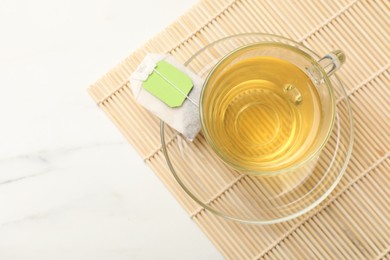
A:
[199,39,336,175]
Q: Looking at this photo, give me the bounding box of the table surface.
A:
[0,0,222,259]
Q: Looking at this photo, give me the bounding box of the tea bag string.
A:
[152,68,199,107]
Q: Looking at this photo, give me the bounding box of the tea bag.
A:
[130,53,203,141]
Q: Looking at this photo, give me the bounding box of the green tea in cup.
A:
[200,43,344,174]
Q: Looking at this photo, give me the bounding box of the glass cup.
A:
[161,34,354,223]
[200,43,345,175]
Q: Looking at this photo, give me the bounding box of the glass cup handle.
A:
[307,50,346,84]
[318,50,346,77]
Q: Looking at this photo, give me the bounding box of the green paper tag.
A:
[142,60,193,107]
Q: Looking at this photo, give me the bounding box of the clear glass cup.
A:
[161,33,354,224]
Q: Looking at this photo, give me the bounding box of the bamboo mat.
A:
[88,0,390,258]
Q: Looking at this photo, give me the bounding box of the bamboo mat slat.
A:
[88,0,390,258]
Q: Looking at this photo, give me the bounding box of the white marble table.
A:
[0,0,222,259]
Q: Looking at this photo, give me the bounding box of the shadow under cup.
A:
[200,43,336,175]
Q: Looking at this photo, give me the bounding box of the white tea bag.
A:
[130,53,203,141]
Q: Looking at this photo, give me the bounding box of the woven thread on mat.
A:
[97,80,130,105]
[144,134,179,162]
[297,0,359,42]
[190,174,245,218]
